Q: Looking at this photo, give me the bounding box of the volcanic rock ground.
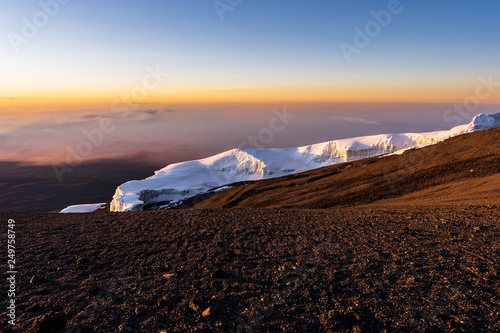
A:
[1,206,500,332]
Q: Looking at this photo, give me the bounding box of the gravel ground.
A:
[1,207,499,332]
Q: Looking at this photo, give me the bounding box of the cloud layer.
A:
[1,102,491,167]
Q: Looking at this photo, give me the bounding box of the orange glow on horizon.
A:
[2,84,499,114]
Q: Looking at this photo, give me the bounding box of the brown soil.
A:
[195,128,500,210]
[1,206,500,332]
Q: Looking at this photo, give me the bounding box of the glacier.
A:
[107,113,500,212]
[60,203,107,213]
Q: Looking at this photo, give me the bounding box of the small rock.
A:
[76,257,89,266]
[157,298,168,308]
[135,307,146,316]
[31,312,66,333]
[89,303,106,313]
[211,268,225,279]
[202,307,211,317]
[162,273,177,279]
[118,324,133,332]
[189,301,200,312]
[224,250,235,259]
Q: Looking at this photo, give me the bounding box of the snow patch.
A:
[60,203,106,213]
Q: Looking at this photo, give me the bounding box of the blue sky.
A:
[1,0,499,101]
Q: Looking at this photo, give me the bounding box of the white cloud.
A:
[80,109,159,122]
[330,116,382,125]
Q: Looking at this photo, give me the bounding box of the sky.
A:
[0,0,499,165]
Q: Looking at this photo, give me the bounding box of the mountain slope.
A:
[194,127,500,209]
[110,113,500,212]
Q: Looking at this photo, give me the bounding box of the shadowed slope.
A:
[195,128,500,209]
[0,159,164,212]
